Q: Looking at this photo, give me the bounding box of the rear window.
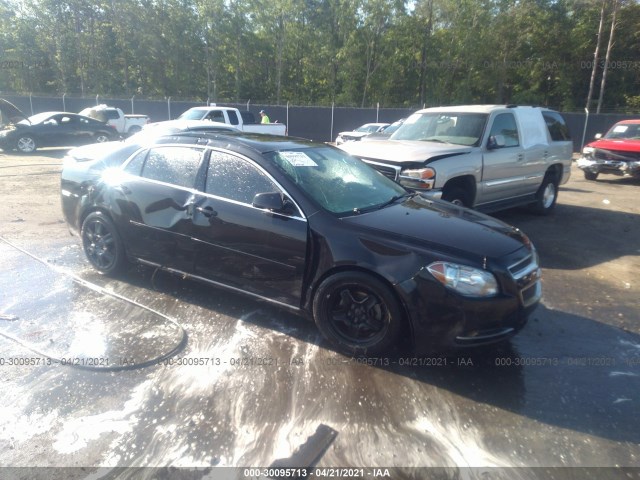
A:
[227,110,239,125]
[105,109,120,120]
[543,112,571,141]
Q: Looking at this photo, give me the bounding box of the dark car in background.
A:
[0,98,116,153]
[61,132,541,355]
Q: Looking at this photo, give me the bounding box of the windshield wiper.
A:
[351,192,415,215]
[375,192,416,210]
[421,137,450,144]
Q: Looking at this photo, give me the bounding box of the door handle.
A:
[517,154,524,161]
[195,205,217,218]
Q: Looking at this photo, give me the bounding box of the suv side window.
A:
[542,112,571,141]
[489,113,520,147]
[141,147,203,188]
[206,151,278,204]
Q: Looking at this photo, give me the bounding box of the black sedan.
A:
[0,99,116,153]
[61,132,541,355]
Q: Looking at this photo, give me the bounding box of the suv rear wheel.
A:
[529,173,558,215]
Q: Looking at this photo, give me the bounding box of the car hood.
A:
[144,119,238,132]
[588,138,640,153]
[338,131,370,139]
[339,139,472,164]
[342,194,529,261]
[0,98,29,125]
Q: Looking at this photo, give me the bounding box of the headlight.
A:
[427,262,499,297]
[399,167,436,189]
[582,146,595,157]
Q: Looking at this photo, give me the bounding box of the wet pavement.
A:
[0,153,639,479]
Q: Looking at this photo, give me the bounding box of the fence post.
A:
[167,97,172,120]
[96,94,99,106]
[62,93,66,111]
[29,93,33,115]
[131,95,135,114]
[246,99,251,111]
[376,102,379,122]
[330,102,334,143]
[581,108,589,149]
[286,101,289,135]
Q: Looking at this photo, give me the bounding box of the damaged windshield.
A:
[391,112,488,147]
[266,146,406,215]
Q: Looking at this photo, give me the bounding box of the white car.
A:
[335,123,389,145]
[79,105,149,136]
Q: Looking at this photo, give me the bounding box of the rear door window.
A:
[141,147,204,188]
[205,151,278,204]
[227,110,239,125]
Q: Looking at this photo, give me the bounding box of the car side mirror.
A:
[594,133,602,139]
[253,192,286,211]
[487,135,506,150]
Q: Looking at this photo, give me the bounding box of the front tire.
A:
[584,170,599,181]
[16,136,37,153]
[442,186,470,207]
[312,272,404,356]
[529,173,558,215]
[81,212,127,275]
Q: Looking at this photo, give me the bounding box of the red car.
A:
[577,119,640,180]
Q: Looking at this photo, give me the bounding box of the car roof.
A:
[613,119,640,125]
[148,132,318,154]
[415,105,559,114]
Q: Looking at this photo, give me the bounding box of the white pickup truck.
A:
[177,106,287,136]
[79,105,149,136]
[339,105,573,214]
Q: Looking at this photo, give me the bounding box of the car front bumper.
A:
[397,251,541,354]
[577,156,640,176]
[415,189,443,200]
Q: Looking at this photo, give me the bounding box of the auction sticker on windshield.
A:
[280,151,318,167]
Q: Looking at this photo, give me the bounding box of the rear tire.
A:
[81,212,127,275]
[312,272,404,356]
[127,125,142,136]
[584,171,599,181]
[529,173,558,215]
[95,133,110,143]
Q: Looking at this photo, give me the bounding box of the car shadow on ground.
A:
[107,264,640,445]
[493,203,640,270]
[0,147,71,159]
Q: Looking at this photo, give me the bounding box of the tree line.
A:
[0,0,639,112]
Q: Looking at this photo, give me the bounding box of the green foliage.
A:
[1,0,638,111]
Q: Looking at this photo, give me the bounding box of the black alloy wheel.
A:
[81,212,127,275]
[313,272,403,356]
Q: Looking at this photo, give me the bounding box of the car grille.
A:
[594,148,640,162]
[362,160,401,181]
[508,253,542,308]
